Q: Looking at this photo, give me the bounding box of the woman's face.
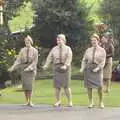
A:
[101,36,108,43]
[56,37,64,45]
[24,38,31,47]
[91,38,98,47]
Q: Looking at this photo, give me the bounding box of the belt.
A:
[22,62,32,64]
[55,63,64,65]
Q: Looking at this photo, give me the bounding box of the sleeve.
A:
[80,49,88,71]
[27,49,38,70]
[64,47,73,67]
[44,48,53,67]
[106,44,114,58]
[97,48,106,69]
[11,49,22,69]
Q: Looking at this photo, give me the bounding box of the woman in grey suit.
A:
[101,34,114,93]
[8,35,38,106]
[80,34,106,108]
[43,34,73,107]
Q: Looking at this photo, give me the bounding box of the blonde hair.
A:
[57,34,66,42]
[91,33,100,41]
[25,35,33,45]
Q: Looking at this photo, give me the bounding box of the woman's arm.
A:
[8,49,22,71]
[80,49,88,72]
[42,48,53,69]
[106,44,114,58]
[64,47,73,67]
[97,48,106,70]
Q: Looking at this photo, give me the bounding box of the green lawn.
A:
[0,80,120,107]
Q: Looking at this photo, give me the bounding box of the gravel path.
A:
[0,104,119,120]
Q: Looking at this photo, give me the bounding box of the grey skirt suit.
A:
[20,64,36,90]
[53,65,71,88]
[44,45,72,88]
[81,46,106,88]
[12,47,38,91]
[84,63,103,88]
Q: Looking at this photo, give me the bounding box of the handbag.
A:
[89,48,98,71]
[55,63,67,73]
[55,45,68,73]
[89,63,98,71]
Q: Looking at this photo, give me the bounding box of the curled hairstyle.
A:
[25,35,33,45]
[91,33,100,41]
[57,34,66,43]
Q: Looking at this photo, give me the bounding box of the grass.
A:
[0,80,120,107]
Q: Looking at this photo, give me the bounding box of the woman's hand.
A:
[60,65,67,70]
[8,66,14,72]
[92,67,99,72]
[24,66,33,72]
[42,65,48,70]
[24,67,30,72]
[79,68,83,73]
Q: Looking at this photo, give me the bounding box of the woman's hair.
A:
[91,33,100,41]
[25,35,33,45]
[57,34,66,43]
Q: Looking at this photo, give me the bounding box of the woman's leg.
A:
[24,90,33,106]
[27,90,33,106]
[0,91,2,96]
[98,87,104,108]
[87,88,93,108]
[104,60,112,93]
[64,87,72,106]
[54,88,61,106]
[105,79,111,93]
[24,90,29,104]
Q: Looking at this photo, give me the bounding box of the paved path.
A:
[0,104,120,120]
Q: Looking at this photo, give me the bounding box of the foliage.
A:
[32,0,94,65]
[32,0,94,46]
[3,0,24,27]
[83,0,103,23]
[99,0,120,58]
[0,0,26,86]
[9,1,35,32]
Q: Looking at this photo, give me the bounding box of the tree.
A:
[32,0,93,64]
[0,0,26,87]
[100,0,120,58]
